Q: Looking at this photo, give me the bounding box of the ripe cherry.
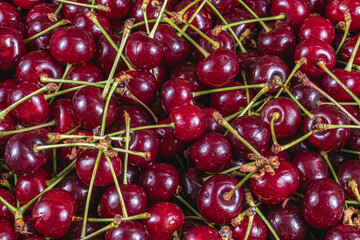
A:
[232,215,267,240]
[13,0,46,9]
[326,0,360,33]
[0,2,24,25]
[299,16,335,44]
[337,160,360,200]
[25,3,60,24]
[161,78,193,114]
[290,83,326,111]
[196,30,235,60]
[215,8,255,37]
[73,11,111,40]
[325,224,360,239]
[0,220,18,240]
[62,0,88,22]
[180,167,203,207]
[0,189,16,223]
[96,0,132,20]
[171,62,205,93]
[0,26,26,71]
[105,221,150,240]
[202,108,226,134]
[183,225,222,240]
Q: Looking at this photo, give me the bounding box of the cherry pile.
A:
[2,0,360,239]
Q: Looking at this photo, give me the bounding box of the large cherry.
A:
[161,78,192,114]
[183,225,222,240]
[180,167,203,207]
[337,160,360,200]
[326,0,360,33]
[196,30,235,60]
[0,189,16,223]
[290,83,326,111]
[299,16,335,44]
[0,26,26,71]
[105,221,150,240]
[325,224,360,239]
[215,8,255,37]
[96,0,132,20]
[232,215,267,240]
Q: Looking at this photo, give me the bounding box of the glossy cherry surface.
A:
[13,0,46,9]
[62,0,88,21]
[161,78,192,114]
[1,20,27,40]
[0,189,16,223]
[73,11,112,40]
[183,225,222,240]
[25,3,59,24]
[202,108,226,134]
[299,16,335,44]
[303,178,345,229]
[326,0,360,33]
[196,30,235,60]
[325,224,360,240]
[337,160,360,200]
[290,83,326,111]
[105,221,150,240]
[180,167,203,207]
[0,103,15,144]
[216,8,255,37]
[0,26,26,71]
[0,220,18,240]
[238,51,260,71]
[232,215,267,240]
[171,62,205,93]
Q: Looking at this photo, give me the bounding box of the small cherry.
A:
[171,62,205,93]
[13,0,46,9]
[290,83,326,111]
[73,11,112,40]
[96,0,132,20]
[0,220,18,240]
[0,1,24,25]
[202,108,226,134]
[196,30,235,60]
[161,78,193,114]
[325,224,360,239]
[62,0,88,22]
[180,167,203,207]
[25,3,60,24]
[326,0,360,33]
[215,8,255,37]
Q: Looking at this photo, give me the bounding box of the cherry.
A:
[0,26,26,71]
[303,105,351,152]
[101,184,147,217]
[238,51,260,71]
[171,62,205,93]
[1,21,27,40]
[125,31,164,70]
[96,0,132,20]
[8,82,51,126]
[290,83,326,111]
[228,116,271,159]
[196,48,239,88]
[140,163,180,202]
[143,201,184,239]
[161,78,193,114]
[5,132,50,175]
[63,63,103,98]
[114,105,152,127]
[196,30,235,60]
[32,189,77,238]
[144,65,167,87]
[347,129,360,151]
[341,35,360,66]
[25,3,59,24]
[0,220,18,240]
[232,215,267,240]
[22,215,41,239]
[202,107,226,134]
[169,105,206,142]
[197,174,243,224]
[215,8,255,37]
[302,178,345,229]
[294,39,336,79]
[260,97,302,139]
[183,225,222,240]
[72,86,117,131]
[76,149,122,186]
[154,24,189,66]
[73,11,112,40]
[105,221,150,240]
[242,0,272,18]
[270,0,311,31]
[49,26,95,65]
[118,164,141,184]
[328,152,349,171]
[16,50,63,86]
[299,16,335,44]
[180,167,203,207]
[0,79,17,106]
[326,0,360,33]
[64,219,103,240]
[0,2,24,25]
[248,55,290,94]
[266,201,307,240]
[257,22,296,59]
[325,224,360,240]
[0,189,16,223]
[62,0,88,22]
[337,160,360,200]
[15,168,50,209]
[13,0,46,9]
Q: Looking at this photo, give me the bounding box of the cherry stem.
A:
[347,200,360,205]
[40,75,105,87]
[273,130,317,153]
[348,180,360,204]
[220,14,285,31]
[123,112,131,185]
[335,11,351,55]
[73,212,150,222]
[91,0,95,11]
[118,19,163,34]
[179,0,207,37]
[223,169,258,200]
[213,111,261,156]
[174,194,211,226]
[270,112,280,145]
[34,142,97,152]
[162,17,209,57]
[192,84,266,97]
[0,195,17,213]
[55,0,110,11]
[55,134,126,142]
[81,220,120,240]
[237,86,269,118]
[101,79,120,136]
[0,180,14,192]
[178,0,201,15]
[24,19,70,44]
[0,83,57,120]
[0,119,57,138]
[108,122,174,137]
[236,0,271,32]
[53,2,64,20]
[110,146,150,159]
[50,63,72,105]
[241,71,251,115]
[244,214,254,240]
[326,124,360,130]
[224,99,267,122]
[322,152,340,184]
[141,0,150,34]
[345,34,360,71]
[148,0,168,38]
[202,162,256,182]
[340,148,360,155]
[337,60,360,71]
[103,151,128,217]
[44,85,85,99]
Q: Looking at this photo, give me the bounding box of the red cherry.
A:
[25,3,60,24]
[180,167,203,207]
[337,160,360,200]
[202,108,226,134]
[161,78,193,114]
[0,26,26,71]
[325,224,360,239]
[183,225,222,240]
[326,0,360,33]
[196,30,235,60]
[0,220,18,240]
[299,16,335,44]
[290,83,326,111]
[96,0,132,20]
[105,221,150,240]
[73,11,112,40]
[232,215,267,240]
[170,62,205,93]
[0,189,16,223]
[62,0,88,22]
[0,2,24,25]
[13,0,46,10]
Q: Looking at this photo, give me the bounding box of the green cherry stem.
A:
[340,149,360,155]
[49,63,72,104]
[24,19,70,44]
[148,0,169,38]
[0,180,14,192]
[241,71,251,115]
[110,147,150,159]
[237,86,269,118]
[337,60,360,71]
[179,0,207,37]
[321,152,340,184]
[178,0,201,15]
[192,84,266,97]
[40,75,106,88]
[34,142,98,152]
[270,112,280,145]
[55,0,110,11]
[348,180,360,204]
[44,85,84,100]
[220,14,285,31]
[0,195,17,213]
[0,119,57,138]
[223,169,258,201]
[81,216,122,240]
[335,11,352,55]
[202,162,256,182]
[123,111,131,185]
[118,19,163,34]
[53,134,125,142]
[236,0,271,32]
[345,34,360,71]
[53,2,64,20]
[272,130,317,154]
[100,79,120,136]
[141,0,150,34]
[73,212,150,222]
[108,122,174,137]
[244,214,254,240]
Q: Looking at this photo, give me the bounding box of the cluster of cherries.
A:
[2,0,360,239]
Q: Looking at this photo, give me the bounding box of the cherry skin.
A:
[0,189,16,223]
[325,224,360,240]
[242,0,272,18]
[303,105,351,152]
[229,116,271,159]
[197,174,243,224]
[290,83,326,111]
[196,30,235,60]
[266,201,307,240]
[251,160,300,205]
[73,11,112,40]
[105,221,150,240]
[337,160,360,200]
[0,26,26,71]
[161,78,193,114]
[303,178,345,229]
[143,201,184,240]
[22,215,41,239]
[62,0,88,22]
[49,26,95,65]
[183,225,222,240]
[140,163,180,202]
[72,86,117,131]
[144,65,167,87]
[171,62,205,93]
[292,151,329,193]
[202,108,226,134]
[125,31,164,70]
[0,220,18,240]
[237,51,260,71]
[326,0,360,33]
[341,35,360,66]
[16,50,63,86]
[0,2,24,25]
[13,0,46,9]
[51,98,79,133]
[1,20,27,40]
[114,105,152,127]
[25,3,60,24]
[232,215,267,240]
[190,132,232,173]
[64,218,102,240]
[299,16,335,44]
[260,97,302,139]
[180,167,203,207]
[76,149,122,186]
[96,0,132,20]
[0,103,15,144]
[4,132,50,175]
[100,184,147,217]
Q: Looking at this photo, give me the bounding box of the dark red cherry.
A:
[229,116,271,159]
[73,11,112,40]
[302,178,345,229]
[0,103,15,144]
[341,35,360,66]
[22,216,41,240]
[260,97,301,139]
[237,51,260,71]
[292,151,329,193]
[26,3,60,24]
[72,86,117,130]
[294,39,336,79]
[0,220,18,240]
[266,201,307,240]
[13,0,46,9]
[96,0,132,20]
[32,189,77,238]
[308,0,328,14]
[303,105,351,152]
[118,164,141,185]
[62,0,88,22]
[197,48,239,88]
[100,184,147,217]
[60,130,92,167]
[279,130,315,157]
[290,83,326,111]
[197,174,243,224]
[64,218,103,240]
[140,163,180,202]
[0,1,24,25]
[325,224,360,240]
[263,147,290,162]
[76,149,122,186]
[183,225,222,240]
[1,20,27,40]
[299,16,335,44]
[16,50,63,86]
[215,8,255,37]
[202,107,226,134]
[251,160,300,205]
[169,105,206,142]
[347,129,360,151]
[270,0,311,31]
[105,221,150,240]
[116,105,152,126]
[125,31,164,70]
[5,132,50,175]
[144,64,167,87]
[0,26,26,71]
[143,201,184,240]
[242,0,272,18]
[337,160,360,200]
[154,24,189,66]
[257,22,296,59]
[171,62,205,93]
[50,26,95,65]
[190,132,232,173]
[8,82,51,126]
[328,152,349,171]
[180,167,203,207]
[326,0,360,33]
[15,168,50,209]
[232,215,267,240]
[161,78,193,114]
[196,30,235,60]
[179,219,203,238]
[0,189,16,223]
